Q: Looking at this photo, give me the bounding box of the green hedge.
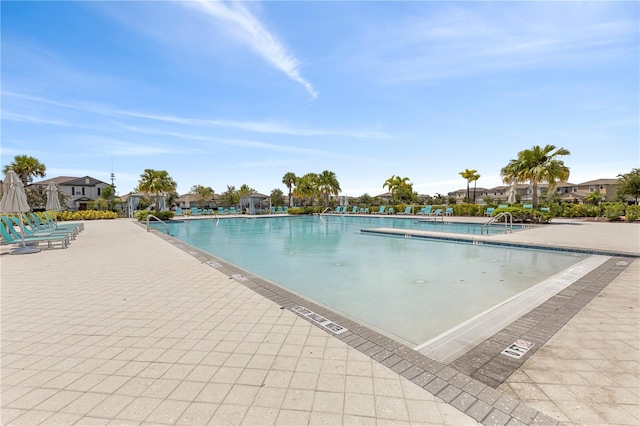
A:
[493,206,553,224]
[287,206,324,215]
[135,210,175,221]
[56,210,118,221]
[626,205,640,222]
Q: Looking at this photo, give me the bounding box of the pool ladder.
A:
[146,214,171,235]
[482,212,513,234]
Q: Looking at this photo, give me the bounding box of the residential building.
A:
[31,176,109,211]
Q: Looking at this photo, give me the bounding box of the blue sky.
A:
[2,1,638,197]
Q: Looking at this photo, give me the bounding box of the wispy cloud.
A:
[2,91,388,139]
[185,0,318,99]
[348,3,638,83]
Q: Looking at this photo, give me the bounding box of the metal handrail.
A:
[482,212,513,234]
[146,214,171,235]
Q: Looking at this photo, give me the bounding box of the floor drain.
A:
[206,261,222,268]
[231,274,248,282]
[291,306,348,335]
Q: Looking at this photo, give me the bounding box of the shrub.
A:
[56,210,118,221]
[626,205,640,222]
[135,210,175,221]
[287,206,323,215]
[602,202,626,222]
[452,204,482,217]
[492,206,552,224]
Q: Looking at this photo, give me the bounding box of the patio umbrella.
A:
[0,169,40,254]
[45,182,62,227]
[507,184,516,204]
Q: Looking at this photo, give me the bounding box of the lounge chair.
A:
[387,207,394,215]
[523,204,533,209]
[374,206,386,214]
[6,216,75,240]
[191,207,201,215]
[399,206,413,215]
[0,220,69,249]
[42,212,84,232]
[271,206,276,214]
[431,208,443,217]
[175,207,183,216]
[417,206,432,215]
[229,207,237,214]
[444,207,453,216]
[31,213,81,236]
[277,206,284,214]
[540,207,550,212]
[498,204,508,209]
[484,207,495,217]
[284,206,289,214]
[349,206,358,214]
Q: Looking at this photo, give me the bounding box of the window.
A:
[82,187,85,196]
[98,188,101,196]
[589,185,595,192]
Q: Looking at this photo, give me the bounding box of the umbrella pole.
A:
[12,216,40,254]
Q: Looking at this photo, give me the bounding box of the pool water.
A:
[414,220,525,235]
[165,216,587,346]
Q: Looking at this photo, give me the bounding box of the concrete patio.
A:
[1,218,638,425]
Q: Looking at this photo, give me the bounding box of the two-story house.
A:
[31,176,110,211]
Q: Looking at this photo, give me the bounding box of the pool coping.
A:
[144,222,634,425]
[361,227,640,258]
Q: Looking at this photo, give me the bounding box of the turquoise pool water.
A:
[414,220,525,235]
[165,216,587,346]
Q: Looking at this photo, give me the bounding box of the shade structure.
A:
[239,192,268,215]
[0,169,39,254]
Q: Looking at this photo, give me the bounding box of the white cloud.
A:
[186,0,318,99]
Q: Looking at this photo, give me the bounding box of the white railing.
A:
[146,214,171,235]
[482,212,513,234]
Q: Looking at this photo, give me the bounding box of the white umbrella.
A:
[0,169,40,254]
[45,182,62,226]
[507,184,516,204]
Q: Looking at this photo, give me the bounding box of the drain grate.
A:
[291,306,348,335]
[231,274,248,282]
[206,261,222,268]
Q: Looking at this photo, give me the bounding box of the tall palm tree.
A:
[318,170,341,208]
[138,169,177,211]
[459,169,478,203]
[3,155,46,185]
[282,172,297,207]
[500,145,570,208]
[383,175,410,205]
[470,172,481,204]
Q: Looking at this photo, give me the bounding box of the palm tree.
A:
[138,169,177,211]
[459,169,478,203]
[282,172,297,207]
[317,170,341,208]
[3,155,46,185]
[470,172,481,203]
[500,145,570,208]
[293,173,319,206]
[383,175,410,205]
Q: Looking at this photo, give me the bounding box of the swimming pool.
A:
[414,220,525,235]
[165,216,588,347]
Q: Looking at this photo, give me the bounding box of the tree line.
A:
[3,148,640,213]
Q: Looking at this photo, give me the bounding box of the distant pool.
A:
[164,216,588,346]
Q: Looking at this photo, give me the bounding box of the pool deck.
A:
[1,217,638,425]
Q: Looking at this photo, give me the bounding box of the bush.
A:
[602,202,626,222]
[135,210,175,221]
[452,204,482,217]
[492,206,552,224]
[287,206,323,215]
[626,205,640,222]
[56,210,118,221]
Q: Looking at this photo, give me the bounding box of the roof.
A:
[576,178,619,186]
[32,176,109,187]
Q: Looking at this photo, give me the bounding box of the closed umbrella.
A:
[507,184,516,204]
[45,182,62,227]
[0,169,40,254]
